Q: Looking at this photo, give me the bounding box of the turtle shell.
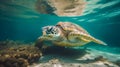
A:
[55,22,107,46]
[56,22,89,34]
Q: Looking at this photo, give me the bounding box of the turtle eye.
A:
[53,28,58,34]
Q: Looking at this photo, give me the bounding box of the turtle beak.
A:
[43,31,46,35]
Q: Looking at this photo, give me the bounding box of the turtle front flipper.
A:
[68,31,107,45]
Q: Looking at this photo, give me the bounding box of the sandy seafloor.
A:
[29,45,120,67]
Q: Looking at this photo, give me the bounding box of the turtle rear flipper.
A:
[87,36,107,45]
[72,31,107,45]
[80,33,107,45]
[68,31,107,46]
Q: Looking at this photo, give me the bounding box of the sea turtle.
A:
[37,22,107,48]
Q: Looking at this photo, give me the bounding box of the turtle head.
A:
[41,26,61,40]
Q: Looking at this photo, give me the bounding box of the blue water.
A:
[0,0,120,54]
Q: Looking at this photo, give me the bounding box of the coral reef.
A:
[0,57,28,67]
[0,40,42,67]
[36,0,86,16]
